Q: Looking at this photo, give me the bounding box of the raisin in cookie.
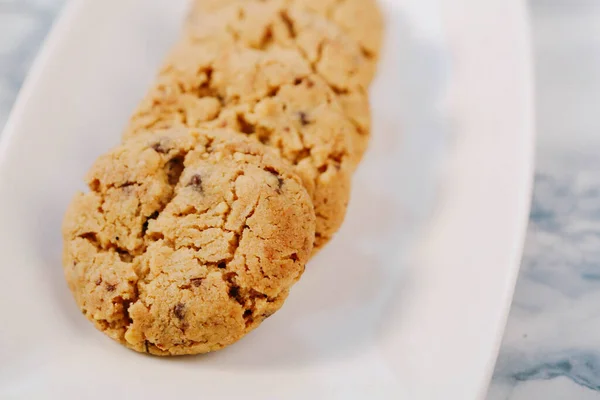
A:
[62,128,315,355]
[126,43,358,249]
[188,0,384,58]
[184,0,376,92]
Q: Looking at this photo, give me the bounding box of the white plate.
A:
[0,0,534,398]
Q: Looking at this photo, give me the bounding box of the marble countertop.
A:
[1,1,599,399]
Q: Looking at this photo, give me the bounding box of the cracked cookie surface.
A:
[188,0,384,58]
[184,0,376,92]
[62,128,315,355]
[126,40,369,163]
[126,43,358,249]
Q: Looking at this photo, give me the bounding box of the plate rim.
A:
[436,0,536,396]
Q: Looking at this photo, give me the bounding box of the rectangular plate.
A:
[0,0,534,398]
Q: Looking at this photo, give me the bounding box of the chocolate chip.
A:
[141,222,149,235]
[190,278,203,287]
[165,156,184,185]
[117,249,133,263]
[173,303,186,320]
[95,278,102,286]
[187,174,203,192]
[298,111,309,126]
[229,286,240,299]
[228,285,244,305]
[151,141,170,154]
[290,253,299,262]
[218,262,226,269]
[106,283,116,292]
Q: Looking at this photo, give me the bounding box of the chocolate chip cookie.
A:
[188,0,384,58]
[184,0,376,92]
[213,76,355,249]
[126,43,359,249]
[62,128,315,355]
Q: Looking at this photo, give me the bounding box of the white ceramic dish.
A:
[0,0,533,398]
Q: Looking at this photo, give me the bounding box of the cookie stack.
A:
[62,0,383,356]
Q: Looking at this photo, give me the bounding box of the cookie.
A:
[126,43,358,249]
[214,77,354,249]
[125,44,312,136]
[127,40,369,163]
[62,128,315,355]
[184,0,376,92]
[188,0,384,58]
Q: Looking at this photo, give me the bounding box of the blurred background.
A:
[2,1,600,399]
[489,2,600,399]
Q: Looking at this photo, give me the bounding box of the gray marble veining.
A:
[2,0,600,399]
[0,0,65,126]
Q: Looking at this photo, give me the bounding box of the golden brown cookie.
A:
[126,40,369,163]
[62,128,315,355]
[184,0,376,92]
[125,44,312,137]
[214,77,354,249]
[183,2,374,158]
[126,43,359,249]
[188,0,384,58]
